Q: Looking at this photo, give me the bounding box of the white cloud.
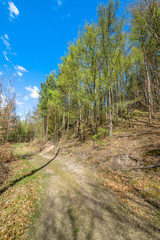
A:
[25,86,39,99]
[17,71,23,77]
[57,0,62,6]
[16,100,24,107]
[0,72,3,75]
[8,1,19,19]
[15,65,28,72]
[53,0,62,10]
[3,39,10,48]
[4,34,9,40]
[1,34,10,49]
[24,96,29,101]
[3,51,9,61]
[14,65,28,77]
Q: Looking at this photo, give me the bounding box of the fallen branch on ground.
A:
[131,164,160,170]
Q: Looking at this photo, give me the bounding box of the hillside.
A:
[0,111,159,239]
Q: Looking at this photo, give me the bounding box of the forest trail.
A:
[24,147,160,240]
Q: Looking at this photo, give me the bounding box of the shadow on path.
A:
[0,148,60,196]
[35,182,160,240]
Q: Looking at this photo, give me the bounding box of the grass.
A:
[132,110,148,117]
[13,143,34,160]
[0,155,44,239]
[13,143,28,148]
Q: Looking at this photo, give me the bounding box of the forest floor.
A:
[0,111,160,239]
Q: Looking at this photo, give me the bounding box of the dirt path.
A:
[26,150,160,240]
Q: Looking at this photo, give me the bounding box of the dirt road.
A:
[26,149,160,240]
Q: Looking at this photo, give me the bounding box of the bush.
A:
[0,145,17,163]
[0,145,17,185]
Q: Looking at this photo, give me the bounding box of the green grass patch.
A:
[13,143,29,148]
[132,110,148,117]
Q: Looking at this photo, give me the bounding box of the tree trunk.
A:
[54,105,57,141]
[144,52,153,124]
[62,113,65,130]
[46,116,48,140]
[109,88,112,136]
[67,94,70,131]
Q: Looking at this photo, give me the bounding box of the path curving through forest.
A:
[26,149,160,240]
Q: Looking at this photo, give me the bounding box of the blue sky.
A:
[0,0,129,120]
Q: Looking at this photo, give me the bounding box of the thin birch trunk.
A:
[144,51,153,124]
[109,88,112,136]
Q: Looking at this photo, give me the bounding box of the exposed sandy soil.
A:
[25,147,160,240]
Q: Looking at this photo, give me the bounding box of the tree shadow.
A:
[117,130,160,139]
[0,148,60,196]
[35,180,160,240]
[18,152,35,160]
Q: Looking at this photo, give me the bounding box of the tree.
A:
[97,0,124,135]
[0,76,18,143]
[130,0,160,123]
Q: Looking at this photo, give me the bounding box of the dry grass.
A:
[59,111,160,220]
[0,145,18,185]
[0,144,17,163]
[0,147,43,240]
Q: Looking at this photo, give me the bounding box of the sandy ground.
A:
[25,149,160,240]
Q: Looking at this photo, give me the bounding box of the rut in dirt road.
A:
[27,152,160,240]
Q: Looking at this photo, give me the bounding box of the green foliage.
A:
[17,0,160,142]
[92,127,109,144]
